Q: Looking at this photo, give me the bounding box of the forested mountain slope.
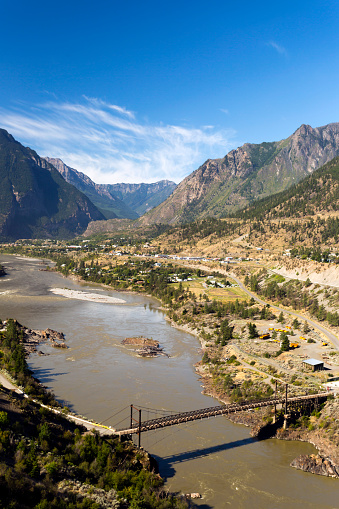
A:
[234,155,339,220]
[138,123,339,225]
[45,157,138,220]
[0,130,104,240]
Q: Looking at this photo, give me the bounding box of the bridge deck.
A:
[116,392,329,435]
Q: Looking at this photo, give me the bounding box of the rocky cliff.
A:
[46,158,177,219]
[105,180,177,216]
[0,130,104,240]
[45,157,138,220]
[139,122,339,224]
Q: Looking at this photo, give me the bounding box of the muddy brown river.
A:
[0,255,338,508]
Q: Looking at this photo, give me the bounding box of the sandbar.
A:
[49,288,125,304]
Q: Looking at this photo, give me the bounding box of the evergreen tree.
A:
[277,312,285,323]
[248,322,258,338]
[280,332,290,351]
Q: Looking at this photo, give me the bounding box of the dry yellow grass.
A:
[171,278,248,303]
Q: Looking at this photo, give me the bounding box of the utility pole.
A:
[273,380,277,423]
[138,408,142,448]
[130,405,142,448]
[283,384,289,430]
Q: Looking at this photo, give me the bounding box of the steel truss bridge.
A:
[115,390,330,446]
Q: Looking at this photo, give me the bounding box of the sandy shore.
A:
[49,288,126,304]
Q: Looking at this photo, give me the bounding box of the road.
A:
[181,259,339,351]
[0,371,116,435]
[229,273,339,350]
[0,372,18,391]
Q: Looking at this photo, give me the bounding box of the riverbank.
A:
[34,258,339,481]
[2,252,339,507]
[152,300,339,479]
[66,260,339,475]
[0,319,193,509]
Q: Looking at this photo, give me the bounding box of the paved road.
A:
[229,273,339,351]
[179,260,339,350]
[0,372,116,435]
[0,372,18,391]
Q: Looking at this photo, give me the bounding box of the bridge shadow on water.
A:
[161,436,255,466]
[29,368,76,411]
[30,367,68,384]
[153,436,255,479]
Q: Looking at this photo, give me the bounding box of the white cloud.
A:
[220,109,229,115]
[0,97,237,184]
[267,41,287,56]
[82,95,135,119]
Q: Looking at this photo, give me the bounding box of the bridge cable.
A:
[134,404,180,415]
[145,417,204,449]
[100,405,130,425]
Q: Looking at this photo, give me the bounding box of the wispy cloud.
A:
[220,109,229,115]
[0,97,237,184]
[267,41,287,56]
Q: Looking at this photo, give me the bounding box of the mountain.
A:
[44,158,138,220]
[104,181,177,216]
[234,155,339,220]
[138,122,339,225]
[45,158,177,219]
[0,130,104,240]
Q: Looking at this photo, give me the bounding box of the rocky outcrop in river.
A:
[122,336,168,357]
[291,454,339,478]
[22,326,67,353]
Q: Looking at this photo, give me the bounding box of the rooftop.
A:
[303,358,324,366]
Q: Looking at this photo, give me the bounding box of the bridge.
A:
[115,389,330,446]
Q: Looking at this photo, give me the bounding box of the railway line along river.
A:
[0,254,338,508]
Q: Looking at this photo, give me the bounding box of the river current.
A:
[0,255,338,508]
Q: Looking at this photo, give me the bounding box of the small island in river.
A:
[122,336,169,357]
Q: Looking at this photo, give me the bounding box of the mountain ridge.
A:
[104,180,177,216]
[138,122,339,225]
[45,158,177,219]
[0,130,104,240]
[44,158,138,220]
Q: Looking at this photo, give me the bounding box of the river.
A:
[0,254,338,509]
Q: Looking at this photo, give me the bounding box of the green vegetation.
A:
[0,320,190,509]
[234,156,339,222]
[0,319,58,405]
[0,129,104,241]
[246,271,339,327]
[164,218,242,246]
[247,322,258,338]
[279,332,290,352]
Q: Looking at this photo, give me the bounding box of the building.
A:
[303,358,324,372]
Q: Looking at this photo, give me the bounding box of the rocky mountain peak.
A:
[138,121,339,225]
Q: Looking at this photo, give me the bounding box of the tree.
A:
[250,275,259,292]
[292,318,300,329]
[277,311,285,323]
[220,319,234,345]
[248,322,258,339]
[202,351,209,364]
[303,320,311,333]
[280,332,290,351]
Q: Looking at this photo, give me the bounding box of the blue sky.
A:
[1,0,339,183]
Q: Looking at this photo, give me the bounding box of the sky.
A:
[1,0,339,184]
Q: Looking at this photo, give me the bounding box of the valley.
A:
[1,123,339,508]
[1,253,339,508]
